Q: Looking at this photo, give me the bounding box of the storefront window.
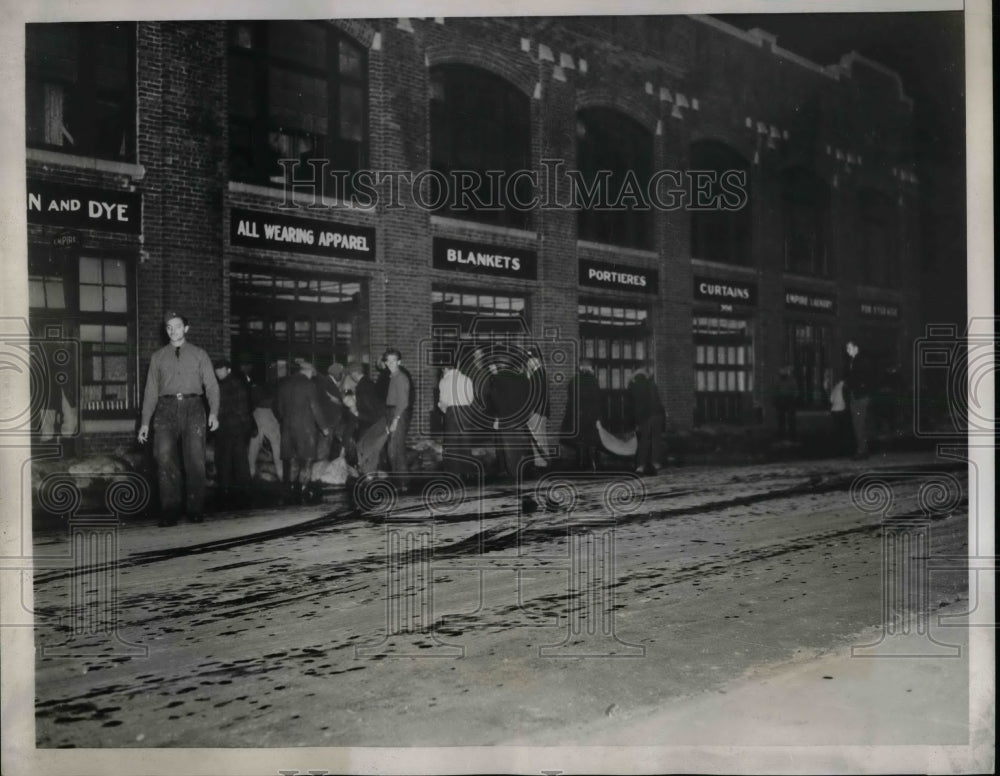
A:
[693,315,754,424]
[858,188,898,287]
[430,65,531,229]
[785,322,832,409]
[28,250,136,419]
[576,108,654,250]
[228,22,368,188]
[431,288,528,339]
[26,22,136,161]
[230,267,366,381]
[579,303,651,431]
[690,140,751,265]
[782,167,830,277]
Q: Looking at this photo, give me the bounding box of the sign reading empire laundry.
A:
[785,288,837,314]
[693,276,757,306]
[433,237,537,280]
[579,258,658,294]
[230,208,375,261]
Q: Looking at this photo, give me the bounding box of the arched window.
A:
[858,187,898,287]
[430,65,531,228]
[690,140,751,265]
[781,167,830,276]
[228,22,368,188]
[576,108,654,250]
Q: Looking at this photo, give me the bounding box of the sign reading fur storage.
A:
[432,237,537,280]
[230,208,376,261]
[579,258,658,294]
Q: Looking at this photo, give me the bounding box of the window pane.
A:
[597,367,608,389]
[293,320,311,342]
[103,285,127,313]
[91,356,103,381]
[707,372,717,391]
[635,340,646,360]
[29,280,46,308]
[105,325,128,343]
[104,356,128,382]
[705,347,715,365]
[597,340,607,359]
[695,345,705,364]
[717,346,727,365]
[80,324,103,341]
[584,339,595,359]
[339,39,363,78]
[103,259,126,286]
[79,256,102,284]
[696,370,706,391]
[269,22,327,69]
[611,340,621,360]
[340,84,364,142]
[79,285,102,311]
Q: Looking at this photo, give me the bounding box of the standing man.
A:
[844,339,874,460]
[438,358,475,480]
[491,352,533,481]
[247,363,283,482]
[212,358,254,508]
[274,360,329,505]
[138,312,219,527]
[524,346,550,470]
[772,366,799,441]
[627,363,666,476]
[383,348,411,491]
[561,359,603,471]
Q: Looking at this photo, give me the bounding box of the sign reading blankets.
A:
[433,237,537,280]
[230,208,375,261]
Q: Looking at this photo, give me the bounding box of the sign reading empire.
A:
[230,208,375,261]
[433,237,537,280]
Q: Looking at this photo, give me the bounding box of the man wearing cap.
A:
[138,312,219,526]
[213,358,254,507]
[315,362,347,462]
[383,348,411,489]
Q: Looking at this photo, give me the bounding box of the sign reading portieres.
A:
[27,179,141,234]
[432,237,537,280]
[859,300,900,319]
[579,258,658,294]
[693,276,757,306]
[785,288,837,314]
[230,208,375,261]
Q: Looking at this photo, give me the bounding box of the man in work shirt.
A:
[438,357,475,480]
[138,312,219,526]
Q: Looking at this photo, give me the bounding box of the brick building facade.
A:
[25,16,920,453]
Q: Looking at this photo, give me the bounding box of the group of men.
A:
[139,311,411,526]
[435,345,667,482]
[138,311,667,526]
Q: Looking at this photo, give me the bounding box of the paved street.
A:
[31,451,971,749]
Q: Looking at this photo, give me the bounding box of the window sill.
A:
[227,180,369,211]
[81,417,136,434]
[780,271,836,285]
[27,148,146,180]
[430,215,537,242]
[577,241,658,261]
[691,257,756,275]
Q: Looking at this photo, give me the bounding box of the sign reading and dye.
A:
[579,258,658,295]
[432,237,537,280]
[693,276,757,306]
[785,288,837,314]
[859,300,900,319]
[230,208,375,261]
[27,180,141,234]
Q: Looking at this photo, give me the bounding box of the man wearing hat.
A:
[138,311,219,526]
[274,359,330,504]
[213,357,254,507]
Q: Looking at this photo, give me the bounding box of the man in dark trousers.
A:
[772,366,799,441]
[844,340,875,459]
[490,351,533,481]
[274,359,329,505]
[561,358,603,471]
[627,363,666,476]
[138,311,219,526]
[383,349,412,491]
[212,358,254,508]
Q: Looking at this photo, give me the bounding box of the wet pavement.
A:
[31,450,972,748]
